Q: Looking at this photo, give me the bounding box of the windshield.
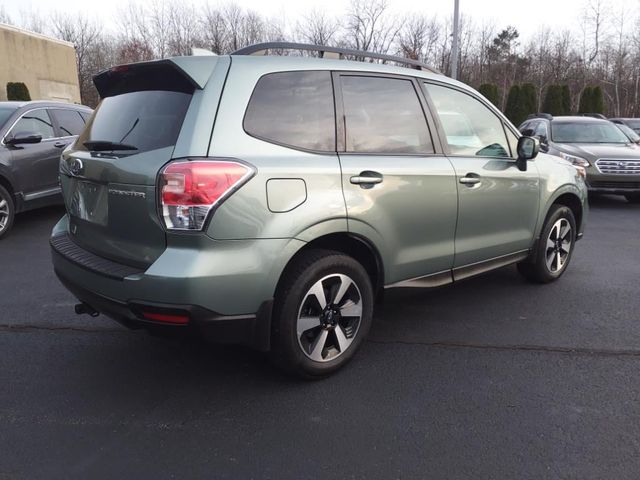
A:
[552,121,630,144]
[76,90,191,154]
[0,107,17,129]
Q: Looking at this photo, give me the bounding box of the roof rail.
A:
[231,42,441,74]
[526,113,553,120]
[581,113,607,119]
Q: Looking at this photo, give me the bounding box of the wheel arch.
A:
[552,192,583,232]
[274,232,385,301]
[538,185,584,238]
[0,173,16,204]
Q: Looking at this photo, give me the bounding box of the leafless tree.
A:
[202,3,229,54]
[397,14,440,63]
[51,13,101,104]
[295,10,340,47]
[0,6,12,25]
[6,0,640,116]
[342,0,399,55]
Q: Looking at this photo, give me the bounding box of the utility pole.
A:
[451,0,460,79]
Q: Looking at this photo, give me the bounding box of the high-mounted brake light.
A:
[160,160,252,231]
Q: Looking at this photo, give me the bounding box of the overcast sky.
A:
[1,0,637,40]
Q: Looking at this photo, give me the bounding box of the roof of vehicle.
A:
[96,52,472,100]
[0,100,92,110]
[229,54,445,80]
[609,117,639,121]
[550,116,608,123]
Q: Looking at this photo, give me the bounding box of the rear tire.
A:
[0,185,15,240]
[270,249,374,379]
[517,205,576,283]
[625,193,640,204]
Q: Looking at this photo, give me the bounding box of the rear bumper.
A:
[50,215,305,351]
[54,267,273,350]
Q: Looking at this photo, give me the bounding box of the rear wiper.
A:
[83,140,138,151]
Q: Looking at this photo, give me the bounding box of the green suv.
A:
[50,43,588,378]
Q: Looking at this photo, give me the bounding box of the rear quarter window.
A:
[243,71,336,152]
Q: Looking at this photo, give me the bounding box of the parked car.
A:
[613,122,640,145]
[50,43,587,378]
[520,114,640,203]
[0,101,92,238]
[609,117,640,134]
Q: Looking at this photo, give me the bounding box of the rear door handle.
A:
[350,171,383,188]
[54,141,69,148]
[459,174,481,186]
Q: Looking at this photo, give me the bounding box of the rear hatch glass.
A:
[76,90,191,155]
[60,63,196,268]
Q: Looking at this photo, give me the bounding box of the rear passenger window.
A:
[52,109,85,136]
[244,71,335,151]
[425,83,510,158]
[340,76,433,154]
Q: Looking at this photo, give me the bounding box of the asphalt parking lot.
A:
[1,196,639,479]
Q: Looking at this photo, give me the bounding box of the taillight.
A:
[160,160,252,231]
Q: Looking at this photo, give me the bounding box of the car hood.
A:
[554,142,640,160]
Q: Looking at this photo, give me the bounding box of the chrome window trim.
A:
[1,106,87,146]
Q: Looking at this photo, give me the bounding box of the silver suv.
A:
[50,43,588,378]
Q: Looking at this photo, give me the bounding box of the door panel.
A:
[336,73,457,284]
[7,109,60,193]
[341,154,458,282]
[423,82,540,268]
[449,157,540,266]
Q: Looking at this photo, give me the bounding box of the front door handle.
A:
[459,174,481,186]
[53,141,69,148]
[350,171,383,189]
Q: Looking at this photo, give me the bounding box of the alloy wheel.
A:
[296,274,363,362]
[0,195,9,233]
[545,218,572,273]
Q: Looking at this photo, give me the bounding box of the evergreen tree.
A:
[6,82,31,101]
[478,83,500,108]
[578,87,594,114]
[505,85,525,125]
[542,85,564,116]
[592,86,604,114]
[561,85,572,115]
[520,83,537,117]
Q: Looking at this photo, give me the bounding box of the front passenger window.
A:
[424,83,510,158]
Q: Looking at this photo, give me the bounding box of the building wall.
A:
[0,24,80,103]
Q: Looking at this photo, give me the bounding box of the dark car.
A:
[613,122,640,144]
[520,114,640,203]
[609,117,640,134]
[0,101,92,238]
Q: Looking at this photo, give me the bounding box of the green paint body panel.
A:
[51,53,588,334]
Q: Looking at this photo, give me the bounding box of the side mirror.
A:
[5,131,42,146]
[516,136,540,171]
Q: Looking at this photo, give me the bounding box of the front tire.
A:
[625,193,640,204]
[0,185,15,240]
[270,249,374,379]
[517,205,576,283]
